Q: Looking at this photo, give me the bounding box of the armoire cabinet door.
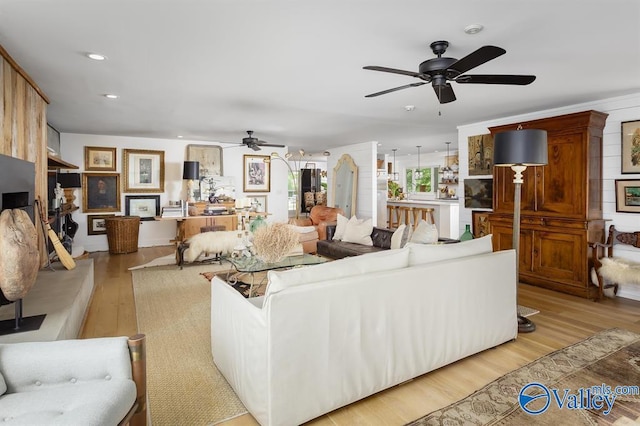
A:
[531,229,585,288]
[536,132,586,217]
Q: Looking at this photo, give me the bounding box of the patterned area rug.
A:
[407,328,640,425]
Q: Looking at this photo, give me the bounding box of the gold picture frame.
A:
[123,149,165,193]
[84,146,117,171]
[621,120,640,174]
[82,172,121,213]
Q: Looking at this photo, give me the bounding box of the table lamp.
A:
[57,172,82,209]
[183,161,200,203]
[493,126,547,333]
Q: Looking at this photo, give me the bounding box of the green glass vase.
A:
[249,215,267,233]
[459,224,474,241]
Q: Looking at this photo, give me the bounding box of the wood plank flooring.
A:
[81,247,640,425]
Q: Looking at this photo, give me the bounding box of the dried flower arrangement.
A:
[252,222,300,263]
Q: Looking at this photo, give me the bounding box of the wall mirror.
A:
[331,154,358,217]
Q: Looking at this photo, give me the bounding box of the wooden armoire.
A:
[488,110,608,299]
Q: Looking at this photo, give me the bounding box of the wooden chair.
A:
[397,206,413,228]
[591,225,640,300]
[387,205,400,229]
[412,207,435,227]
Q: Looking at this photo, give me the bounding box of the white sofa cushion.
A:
[341,216,373,246]
[0,380,136,425]
[333,214,349,240]
[266,246,410,297]
[407,234,493,266]
[0,371,6,396]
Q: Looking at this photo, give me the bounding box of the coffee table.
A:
[226,254,327,297]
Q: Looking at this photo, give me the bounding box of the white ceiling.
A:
[0,0,639,157]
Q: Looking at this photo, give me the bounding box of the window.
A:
[405,166,439,193]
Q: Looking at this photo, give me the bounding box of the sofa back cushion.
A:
[0,370,6,395]
[266,246,410,297]
[407,234,493,266]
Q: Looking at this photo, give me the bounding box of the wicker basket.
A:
[105,216,140,254]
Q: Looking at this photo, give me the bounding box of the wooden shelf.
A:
[47,153,79,169]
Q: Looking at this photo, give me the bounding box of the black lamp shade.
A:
[494,129,548,166]
[57,172,81,188]
[182,161,200,180]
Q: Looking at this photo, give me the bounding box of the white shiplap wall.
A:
[458,92,640,300]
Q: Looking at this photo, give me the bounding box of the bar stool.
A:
[413,207,435,227]
[387,205,400,229]
[397,206,413,227]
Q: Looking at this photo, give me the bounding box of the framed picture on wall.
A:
[84,146,117,171]
[186,144,223,177]
[615,179,640,213]
[467,134,494,176]
[243,155,270,192]
[621,120,640,174]
[123,149,165,192]
[87,214,116,235]
[247,195,268,213]
[82,173,120,213]
[464,178,493,209]
[125,195,160,220]
[471,210,492,238]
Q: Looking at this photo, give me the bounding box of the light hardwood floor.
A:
[81,247,640,425]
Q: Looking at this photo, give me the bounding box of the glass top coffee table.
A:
[226,254,327,297]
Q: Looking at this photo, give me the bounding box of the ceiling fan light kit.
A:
[364,40,536,104]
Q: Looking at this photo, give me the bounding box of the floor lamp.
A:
[494,127,547,333]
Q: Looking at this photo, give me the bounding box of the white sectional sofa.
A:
[211,236,517,426]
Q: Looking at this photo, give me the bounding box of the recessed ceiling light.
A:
[464,24,484,35]
[86,53,107,61]
[103,94,118,99]
[177,135,183,138]
[405,105,415,111]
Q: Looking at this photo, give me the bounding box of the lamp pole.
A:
[494,128,547,334]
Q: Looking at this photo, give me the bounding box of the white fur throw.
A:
[183,231,241,263]
[598,257,640,285]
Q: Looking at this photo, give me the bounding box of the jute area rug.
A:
[132,261,248,426]
[408,328,640,425]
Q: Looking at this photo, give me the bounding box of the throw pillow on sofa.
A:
[333,214,349,241]
[407,234,493,266]
[0,370,6,395]
[342,216,373,246]
[266,246,410,297]
[410,220,438,244]
[390,224,411,249]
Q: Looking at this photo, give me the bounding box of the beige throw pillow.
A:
[410,220,439,244]
[333,214,349,241]
[342,216,373,246]
[391,224,410,249]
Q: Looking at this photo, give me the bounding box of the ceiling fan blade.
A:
[365,82,427,98]
[363,65,423,78]
[448,45,506,74]
[456,74,536,85]
[433,83,456,104]
[250,144,261,151]
[260,143,286,148]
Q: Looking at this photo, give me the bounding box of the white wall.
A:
[60,133,289,252]
[326,141,377,222]
[458,92,640,300]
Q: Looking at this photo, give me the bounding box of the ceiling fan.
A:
[240,130,285,151]
[363,40,536,104]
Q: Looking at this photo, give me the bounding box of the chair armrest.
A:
[317,221,337,241]
[289,218,313,227]
[325,224,337,241]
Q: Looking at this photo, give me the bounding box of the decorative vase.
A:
[460,224,474,241]
[249,215,266,233]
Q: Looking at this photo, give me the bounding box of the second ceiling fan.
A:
[363,40,536,104]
